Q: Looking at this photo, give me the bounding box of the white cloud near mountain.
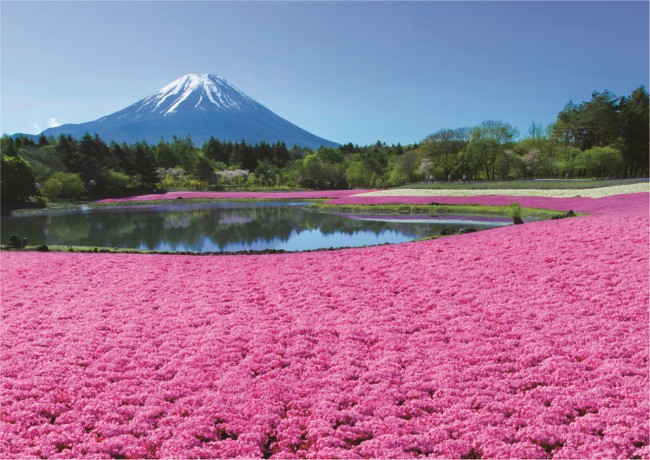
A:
[47,117,63,128]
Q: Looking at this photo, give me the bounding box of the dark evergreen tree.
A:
[272,141,290,166]
[204,137,229,164]
[1,135,17,157]
[230,140,257,171]
[14,135,35,149]
[258,141,273,163]
[194,156,215,182]
[340,143,358,154]
[156,140,177,169]
[112,143,135,176]
[240,141,258,171]
[241,141,258,171]
[77,133,111,182]
[171,135,199,172]
[135,145,158,188]
[583,90,619,148]
[223,141,234,164]
[619,86,649,176]
[56,134,80,172]
[556,90,620,150]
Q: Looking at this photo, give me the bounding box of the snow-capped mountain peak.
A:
[38,72,338,148]
[136,73,253,115]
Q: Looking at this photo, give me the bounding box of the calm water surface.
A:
[1,201,511,252]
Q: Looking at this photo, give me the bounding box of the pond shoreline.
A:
[1,201,567,255]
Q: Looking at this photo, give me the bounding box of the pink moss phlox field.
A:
[326,192,647,217]
[98,190,369,203]
[2,193,648,458]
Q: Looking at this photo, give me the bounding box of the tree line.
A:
[419,86,648,182]
[1,85,647,204]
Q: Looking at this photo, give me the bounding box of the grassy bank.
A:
[7,198,325,216]
[312,203,566,220]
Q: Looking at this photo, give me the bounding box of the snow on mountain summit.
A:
[135,73,254,115]
[39,73,338,148]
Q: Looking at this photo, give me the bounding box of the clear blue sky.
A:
[1,1,648,146]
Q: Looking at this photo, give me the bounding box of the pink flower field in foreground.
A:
[1,193,648,458]
[98,190,369,203]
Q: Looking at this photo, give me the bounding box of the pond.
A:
[1,201,513,253]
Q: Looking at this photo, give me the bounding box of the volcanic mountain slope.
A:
[39,73,338,148]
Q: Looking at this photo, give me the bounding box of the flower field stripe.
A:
[1,193,648,458]
[326,192,647,217]
[350,182,649,199]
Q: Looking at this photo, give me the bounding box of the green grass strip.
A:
[310,203,567,219]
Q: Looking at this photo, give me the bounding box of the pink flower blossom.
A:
[1,193,648,458]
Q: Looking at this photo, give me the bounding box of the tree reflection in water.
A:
[1,201,510,252]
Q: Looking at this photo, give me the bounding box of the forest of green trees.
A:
[1,86,647,204]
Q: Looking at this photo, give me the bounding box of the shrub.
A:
[157,168,186,190]
[34,196,48,208]
[41,177,63,201]
[7,235,25,249]
[46,172,86,200]
[103,170,131,196]
[187,180,209,190]
[509,202,523,224]
[387,164,409,187]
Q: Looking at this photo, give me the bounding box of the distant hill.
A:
[35,73,338,149]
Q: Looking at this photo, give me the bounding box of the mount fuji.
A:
[38,73,338,148]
